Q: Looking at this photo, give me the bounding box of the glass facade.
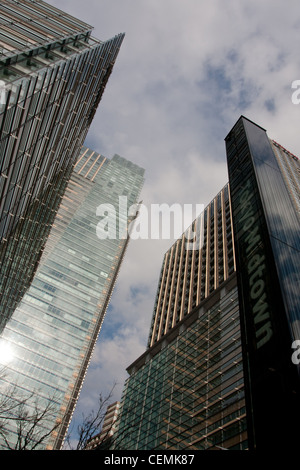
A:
[0,146,145,450]
[0,0,124,332]
[225,116,300,449]
[113,279,247,450]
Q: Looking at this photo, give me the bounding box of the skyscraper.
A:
[112,185,248,450]
[0,146,144,450]
[225,116,300,450]
[0,0,124,331]
[148,184,236,347]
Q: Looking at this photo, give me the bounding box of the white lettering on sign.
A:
[238,180,273,349]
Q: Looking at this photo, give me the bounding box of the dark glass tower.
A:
[225,116,300,450]
[0,0,124,331]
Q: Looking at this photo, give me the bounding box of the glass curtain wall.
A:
[0,147,144,450]
[0,0,125,332]
[113,280,247,450]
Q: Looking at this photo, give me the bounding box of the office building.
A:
[112,185,248,450]
[0,146,144,450]
[0,0,124,331]
[148,184,236,347]
[85,401,120,450]
[225,116,300,450]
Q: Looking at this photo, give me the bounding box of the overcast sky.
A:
[48,0,300,438]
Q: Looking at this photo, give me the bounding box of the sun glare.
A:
[0,341,14,365]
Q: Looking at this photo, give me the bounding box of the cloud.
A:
[47,0,300,430]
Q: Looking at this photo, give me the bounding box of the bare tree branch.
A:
[0,367,62,450]
[65,383,116,450]
[0,366,117,450]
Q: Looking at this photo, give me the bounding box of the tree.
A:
[64,383,116,450]
[0,366,117,450]
[0,368,61,450]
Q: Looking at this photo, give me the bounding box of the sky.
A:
[48,0,300,438]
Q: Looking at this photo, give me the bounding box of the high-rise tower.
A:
[225,116,300,450]
[148,184,236,347]
[112,185,248,450]
[0,0,124,331]
[0,146,144,449]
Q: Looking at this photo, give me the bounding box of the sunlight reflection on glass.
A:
[0,340,14,365]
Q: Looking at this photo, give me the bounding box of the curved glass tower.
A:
[0,0,124,331]
[0,146,144,449]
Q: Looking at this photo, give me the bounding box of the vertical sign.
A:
[225,116,300,450]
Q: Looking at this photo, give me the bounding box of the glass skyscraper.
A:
[225,116,300,450]
[0,146,144,450]
[112,185,248,450]
[0,0,124,331]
